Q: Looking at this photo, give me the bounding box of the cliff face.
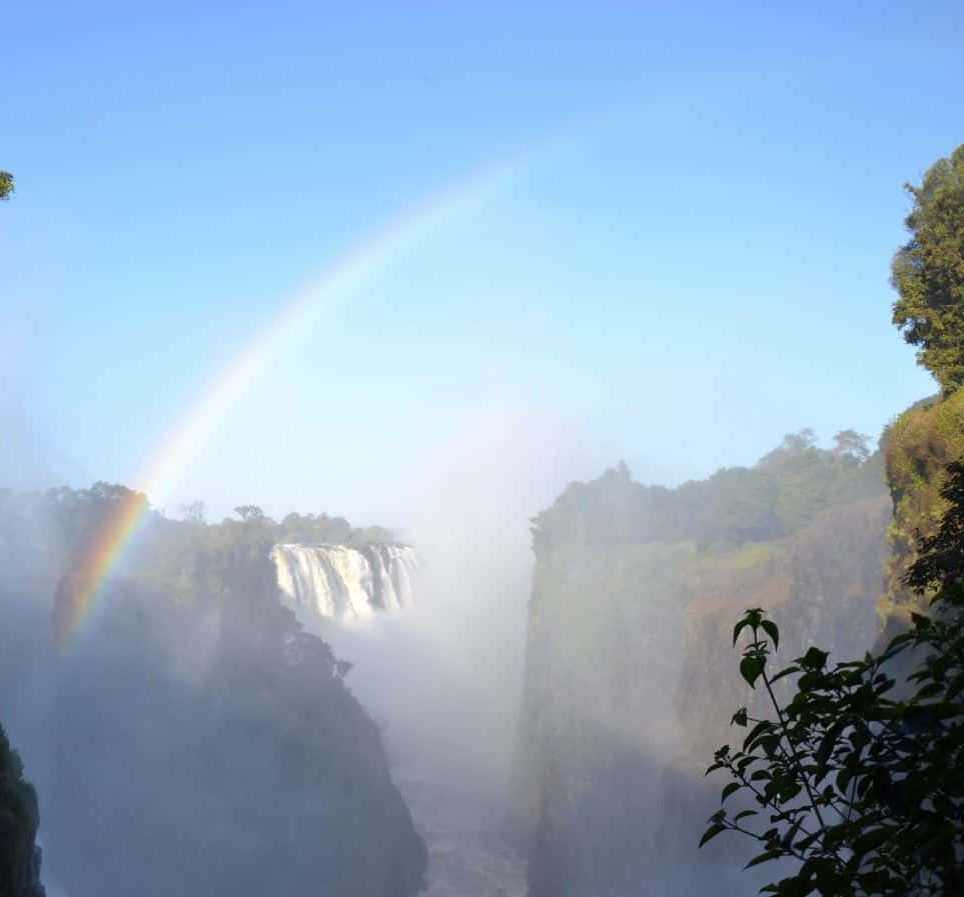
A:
[0,491,427,897]
[0,724,45,897]
[42,561,426,897]
[513,440,891,897]
[678,497,891,763]
[880,390,964,631]
[514,541,703,897]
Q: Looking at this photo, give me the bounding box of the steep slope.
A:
[880,390,964,631]
[0,491,427,897]
[0,724,45,897]
[513,435,890,897]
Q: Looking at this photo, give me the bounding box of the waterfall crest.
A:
[271,543,418,622]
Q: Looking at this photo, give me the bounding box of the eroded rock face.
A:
[678,496,891,764]
[0,724,46,897]
[4,518,428,897]
[513,461,891,897]
[38,556,428,897]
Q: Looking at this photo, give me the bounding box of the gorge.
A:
[0,402,958,897]
[512,441,891,896]
[5,16,964,896]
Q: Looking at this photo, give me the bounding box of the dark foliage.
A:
[0,724,45,897]
[703,462,964,896]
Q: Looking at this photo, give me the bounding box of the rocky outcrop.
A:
[513,445,891,897]
[0,724,45,897]
[0,491,428,897]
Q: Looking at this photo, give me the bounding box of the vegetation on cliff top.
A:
[532,429,883,557]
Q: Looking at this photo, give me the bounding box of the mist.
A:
[283,405,603,894]
[0,401,603,897]
[4,5,964,896]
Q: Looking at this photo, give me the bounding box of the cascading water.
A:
[273,538,529,895]
[270,543,418,623]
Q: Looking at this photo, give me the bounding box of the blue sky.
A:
[2,2,962,524]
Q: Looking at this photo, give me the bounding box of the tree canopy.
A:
[0,172,12,201]
[891,143,964,394]
[530,429,883,555]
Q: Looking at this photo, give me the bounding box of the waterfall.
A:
[270,543,418,623]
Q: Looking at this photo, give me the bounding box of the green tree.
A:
[233,505,265,522]
[702,461,964,896]
[0,172,13,201]
[891,144,964,394]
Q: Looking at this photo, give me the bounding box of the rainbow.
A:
[57,155,527,648]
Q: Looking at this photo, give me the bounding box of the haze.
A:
[2,4,964,897]
[4,3,956,520]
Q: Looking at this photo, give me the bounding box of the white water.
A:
[271,543,418,622]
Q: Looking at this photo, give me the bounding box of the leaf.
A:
[770,665,799,684]
[699,823,727,848]
[721,782,740,802]
[731,707,748,727]
[741,655,765,688]
[734,609,765,645]
[761,619,780,650]
[853,826,893,854]
[745,849,781,869]
[946,671,964,701]
[815,721,843,768]
[774,872,811,897]
[795,829,822,851]
[744,719,773,751]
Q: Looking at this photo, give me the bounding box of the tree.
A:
[178,500,206,524]
[0,172,13,201]
[702,462,964,896]
[233,505,265,522]
[891,144,964,394]
[832,430,871,464]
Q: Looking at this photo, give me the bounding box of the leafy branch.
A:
[701,462,964,897]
